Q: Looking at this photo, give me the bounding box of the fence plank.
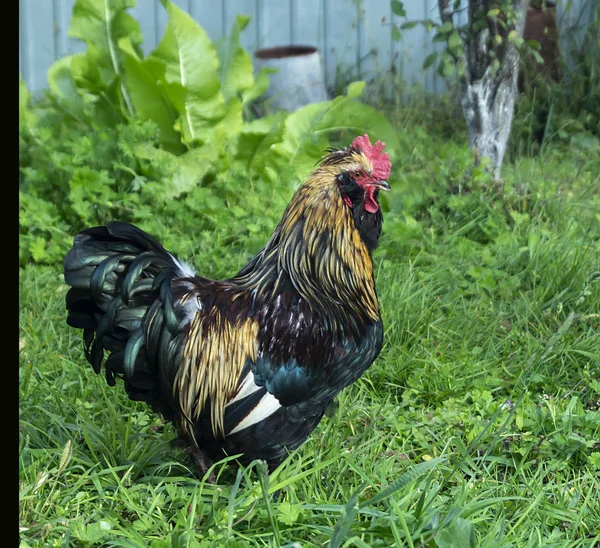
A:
[21,0,56,91]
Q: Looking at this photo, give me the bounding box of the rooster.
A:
[64,134,391,478]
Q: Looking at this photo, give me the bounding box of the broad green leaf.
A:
[211,97,244,152]
[215,15,254,101]
[400,21,419,30]
[438,61,454,78]
[242,66,276,108]
[68,50,104,93]
[273,82,399,180]
[47,55,91,122]
[346,81,365,98]
[119,37,183,154]
[448,30,462,53]
[68,0,143,115]
[147,0,226,146]
[315,99,398,152]
[438,51,455,78]
[235,114,287,175]
[271,101,330,178]
[423,51,439,70]
[48,51,125,127]
[438,21,454,34]
[69,0,142,47]
[48,57,80,101]
[391,0,406,17]
[392,25,402,42]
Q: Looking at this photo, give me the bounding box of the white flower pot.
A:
[254,45,329,111]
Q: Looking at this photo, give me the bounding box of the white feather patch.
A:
[170,254,196,277]
[229,392,281,435]
[227,371,261,407]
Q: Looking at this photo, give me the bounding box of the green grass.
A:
[19,118,600,547]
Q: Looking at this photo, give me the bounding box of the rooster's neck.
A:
[235,177,381,324]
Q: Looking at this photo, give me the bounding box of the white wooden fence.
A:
[19,0,590,94]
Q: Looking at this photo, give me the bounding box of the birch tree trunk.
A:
[439,0,529,179]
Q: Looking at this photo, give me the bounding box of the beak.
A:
[372,180,390,191]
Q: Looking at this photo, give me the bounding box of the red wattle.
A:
[364,189,378,213]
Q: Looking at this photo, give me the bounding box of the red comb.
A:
[352,134,391,180]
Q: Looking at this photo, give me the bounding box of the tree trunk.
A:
[440,0,529,179]
[459,56,519,179]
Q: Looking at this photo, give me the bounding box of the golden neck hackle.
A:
[275,165,380,322]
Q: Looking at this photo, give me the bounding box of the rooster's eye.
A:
[352,170,362,179]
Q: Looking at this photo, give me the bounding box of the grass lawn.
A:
[19,115,600,547]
